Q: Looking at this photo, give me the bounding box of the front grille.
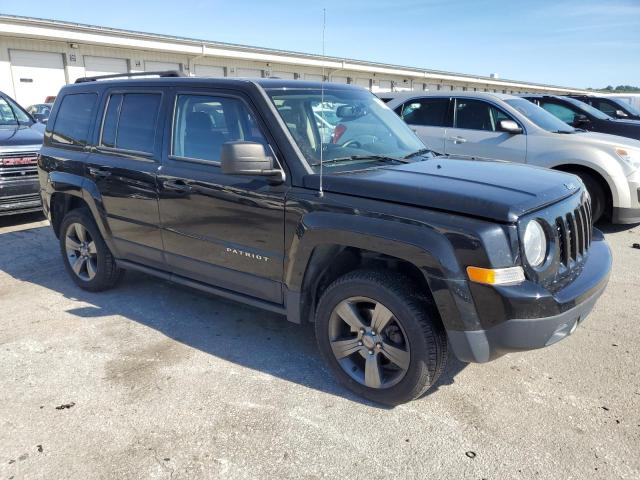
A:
[0,193,41,207]
[555,198,592,267]
[0,152,39,180]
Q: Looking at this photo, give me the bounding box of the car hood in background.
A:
[0,125,44,150]
[303,158,581,223]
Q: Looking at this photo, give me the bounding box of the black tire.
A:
[576,172,608,223]
[59,208,124,292]
[314,269,448,405]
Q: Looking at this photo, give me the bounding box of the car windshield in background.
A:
[563,96,612,120]
[267,88,427,173]
[505,98,575,133]
[0,96,33,127]
[611,97,640,116]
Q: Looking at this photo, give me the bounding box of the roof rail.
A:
[75,70,185,83]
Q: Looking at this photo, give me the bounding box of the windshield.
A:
[0,95,33,127]
[610,97,640,116]
[505,98,575,133]
[562,96,612,120]
[267,88,427,173]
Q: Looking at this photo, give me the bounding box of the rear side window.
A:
[101,93,161,154]
[51,93,98,146]
[400,98,451,127]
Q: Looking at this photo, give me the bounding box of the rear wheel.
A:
[315,270,447,405]
[575,172,608,223]
[59,208,123,291]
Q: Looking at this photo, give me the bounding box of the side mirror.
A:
[498,119,523,134]
[615,109,629,118]
[573,114,590,126]
[220,141,284,182]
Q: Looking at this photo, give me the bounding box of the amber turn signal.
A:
[466,266,525,285]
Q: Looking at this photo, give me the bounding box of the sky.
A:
[1,0,639,88]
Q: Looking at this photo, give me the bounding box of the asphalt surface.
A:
[0,212,638,480]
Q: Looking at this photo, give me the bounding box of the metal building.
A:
[0,15,588,107]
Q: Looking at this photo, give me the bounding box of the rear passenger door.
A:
[157,89,287,304]
[445,98,526,163]
[395,97,451,153]
[87,88,166,269]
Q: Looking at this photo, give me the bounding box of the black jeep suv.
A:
[38,73,611,405]
[0,91,44,216]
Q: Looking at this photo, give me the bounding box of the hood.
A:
[0,125,44,151]
[570,131,640,150]
[304,158,581,223]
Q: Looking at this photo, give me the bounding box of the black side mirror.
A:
[573,114,590,126]
[220,141,284,182]
[498,119,523,134]
[615,109,629,118]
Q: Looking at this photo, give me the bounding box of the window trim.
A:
[97,89,164,160]
[49,92,99,149]
[168,90,275,168]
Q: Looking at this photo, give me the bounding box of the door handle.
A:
[448,136,467,144]
[88,166,111,178]
[162,179,192,193]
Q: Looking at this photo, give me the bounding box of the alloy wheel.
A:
[328,296,411,389]
[65,223,98,281]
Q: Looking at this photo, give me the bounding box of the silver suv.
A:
[382,91,640,224]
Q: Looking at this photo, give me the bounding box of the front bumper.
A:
[0,179,41,216]
[448,229,612,363]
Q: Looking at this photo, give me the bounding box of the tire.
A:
[314,269,448,405]
[576,172,608,223]
[59,208,124,292]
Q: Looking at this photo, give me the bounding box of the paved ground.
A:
[0,212,638,480]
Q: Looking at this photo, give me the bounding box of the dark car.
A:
[522,94,640,141]
[0,91,44,216]
[26,103,54,124]
[38,73,611,405]
[568,95,640,121]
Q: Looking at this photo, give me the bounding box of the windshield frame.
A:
[265,86,426,175]
[0,93,35,128]
[505,98,576,133]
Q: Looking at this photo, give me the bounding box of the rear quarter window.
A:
[51,93,98,146]
[101,93,162,154]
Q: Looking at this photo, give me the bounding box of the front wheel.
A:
[59,208,123,291]
[576,172,608,223]
[314,270,448,405]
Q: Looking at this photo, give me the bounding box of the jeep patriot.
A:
[38,73,612,405]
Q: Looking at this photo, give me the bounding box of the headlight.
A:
[615,147,640,172]
[523,220,547,267]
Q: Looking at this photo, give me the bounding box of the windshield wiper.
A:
[552,130,576,134]
[311,155,408,166]
[403,148,438,159]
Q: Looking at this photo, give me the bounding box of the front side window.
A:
[401,98,451,127]
[562,97,611,120]
[101,93,161,153]
[454,99,512,131]
[537,101,578,124]
[268,88,426,173]
[593,99,617,116]
[51,93,98,145]
[172,94,267,162]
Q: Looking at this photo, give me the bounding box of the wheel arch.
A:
[552,163,614,213]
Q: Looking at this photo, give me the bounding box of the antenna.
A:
[318,8,326,198]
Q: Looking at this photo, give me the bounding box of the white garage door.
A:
[330,76,348,84]
[84,56,128,77]
[305,74,323,82]
[145,61,181,72]
[355,78,370,90]
[10,50,66,107]
[271,71,295,79]
[194,65,225,77]
[373,80,392,93]
[236,68,263,78]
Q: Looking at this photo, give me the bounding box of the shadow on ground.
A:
[0,217,466,407]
